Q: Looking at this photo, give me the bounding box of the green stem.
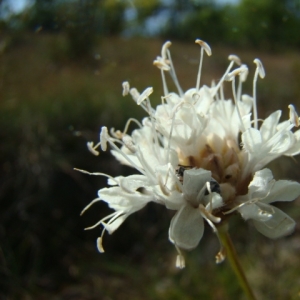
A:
[218,225,256,300]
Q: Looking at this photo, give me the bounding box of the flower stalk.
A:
[218,224,256,300]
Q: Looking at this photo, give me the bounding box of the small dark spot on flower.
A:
[136,187,146,194]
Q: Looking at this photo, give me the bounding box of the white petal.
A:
[169,204,204,250]
[242,128,262,153]
[248,168,273,198]
[205,193,224,211]
[284,129,300,156]
[262,180,300,204]
[259,110,281,141]
[119,175,151,193]
[266,131,294,154]
[182,168,211,206]
[253,206,295,239]
[99,186,152,211]
[103,214,128,234]
[153,186,183,210]
[238,203,271,222]
[111,149,142,168]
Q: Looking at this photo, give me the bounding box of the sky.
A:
[6,0,31,13]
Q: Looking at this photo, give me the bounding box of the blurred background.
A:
[0,0,300,299]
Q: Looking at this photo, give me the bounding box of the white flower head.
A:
[79,40,300,267]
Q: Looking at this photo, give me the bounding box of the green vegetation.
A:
[0,33,300,299]
[2,0,300,53]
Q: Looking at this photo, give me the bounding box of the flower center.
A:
[177,134,252,206]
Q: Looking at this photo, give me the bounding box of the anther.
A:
[100,127,108,151]
[176,254,185,269]
[195,39,212,90]
[288,104,300,127]
[195,39,212,56]
[239,64,249,82]
[137,87,153,105]
[254,58,265,78]
[228,54,241,66]
[96,237,105,253]
[122,81,130,96]
[87,141,100,156]
[215,248,226,264]
[226,66,248,81]
[252,59,265,129]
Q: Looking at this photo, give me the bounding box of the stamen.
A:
[87,141,100,156]
[195,39,212,90]
[198,208,224,263]
[129,87,140,101]
[253,59,265,129]
[206,181,213,212]
[176,254,185,269]
[215,248,226,264]
[166,48,184,96]
[122,135,136,153]
[100,127,108,151]
[195,39,212,56]
[80,197,101,215]
[137,87,153,105]
[206,181,212,194]
[96,237,105,253]
[166,108,176,163]
[239,64,249,82]
[175,245,185,269]
[86,210,125,231]
[288,104,300,127]
[161,41,172,60]
[228,54,241,66]
[153,41,172,96]
[74,168,118,183]
[225,69,247,132]
[105,133,147,176]
[129,88,152,115]
[212,60,235,97]
[85,212,118,230]
[153,41,172,70]
[134,147,157,182]
[232,78,246,132]
[110,118,142,139]
[237,64,249,102]
[211,80,219,101]
[110,129,123,139]
[223,181,275,215]
[226,66,248,81]
[122,81,130,96]
[158,173,171,196]
[254,58,265,78]
[161,69,169,96]
[199,204,221,223]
